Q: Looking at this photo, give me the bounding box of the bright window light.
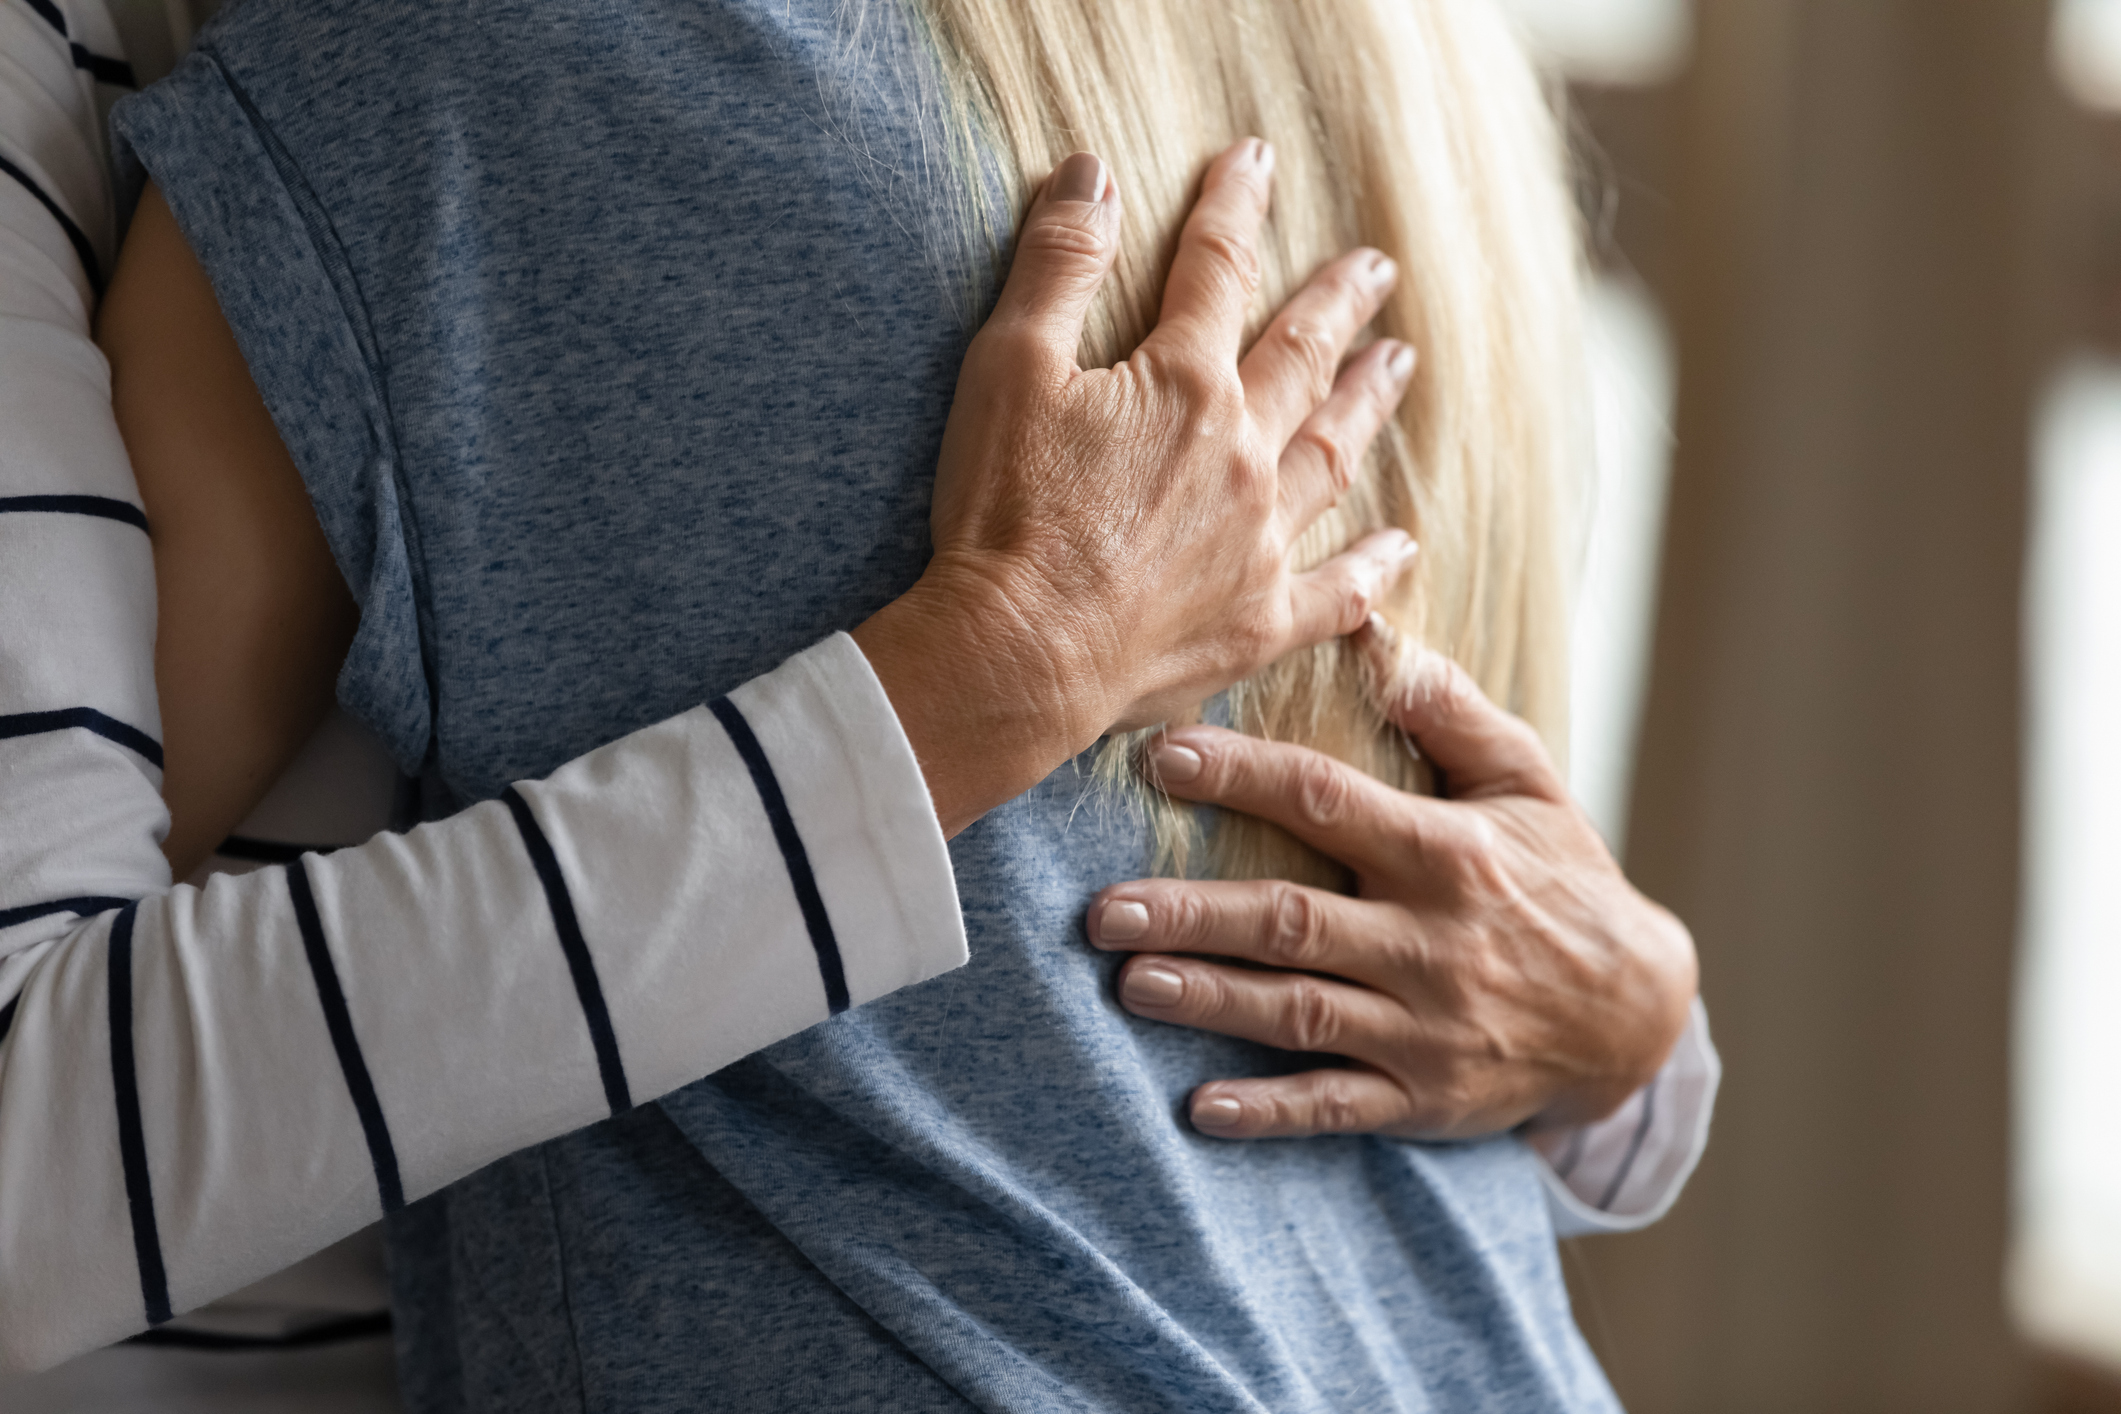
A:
[1570,276,1677,853]
[2053,0,2121,112]
[1499,0,1691,87]
[2012,356,2121,1374]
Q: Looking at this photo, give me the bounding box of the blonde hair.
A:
[909,0,1583,886]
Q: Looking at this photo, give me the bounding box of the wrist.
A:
[852,560,1109,837]
[1529,904,1699,1130]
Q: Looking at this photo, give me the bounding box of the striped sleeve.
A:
[1528,997,1721,1237]
[0,641,969,1373]
[0,0,167,950]
[0,0,969,1371]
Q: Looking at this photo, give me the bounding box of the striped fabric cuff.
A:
[513,632,967,1111]
[727,632,968,1007]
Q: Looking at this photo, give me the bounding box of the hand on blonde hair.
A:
[855,139,1420,835]
[1083,614,1700,1140]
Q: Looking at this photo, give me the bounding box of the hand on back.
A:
[857,141,1416,832]
[1087,615,1700,1140]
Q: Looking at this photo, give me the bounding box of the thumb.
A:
[1353,613,1567,803]
[982,153,1121,367]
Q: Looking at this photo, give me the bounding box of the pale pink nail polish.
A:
[1121,965,1184,1009]
[1097,899,1150,943]
[1149,741,1203,784]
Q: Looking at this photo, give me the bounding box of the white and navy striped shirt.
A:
[0,0,1717,1381]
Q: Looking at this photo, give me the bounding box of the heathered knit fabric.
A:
[114,2,1621,1408]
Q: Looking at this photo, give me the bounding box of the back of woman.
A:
[114,0,1610,1408]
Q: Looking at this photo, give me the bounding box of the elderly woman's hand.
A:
[1086,617,1699,1139]
[855,140,1416,836]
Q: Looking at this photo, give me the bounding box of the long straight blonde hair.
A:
[903,0,1583,886]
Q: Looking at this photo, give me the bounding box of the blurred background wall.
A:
[1508,1,2121,1410]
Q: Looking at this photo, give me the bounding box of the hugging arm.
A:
[1,181,969,1371]
[1092,617,1718,1232]
[0,123,1418,1367]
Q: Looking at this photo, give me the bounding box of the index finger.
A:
[1144,724,1440,880]
[1140,139,1274,367]
[1086,876,1409,990]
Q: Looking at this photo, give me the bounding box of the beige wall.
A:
[1566,3,2066,1410]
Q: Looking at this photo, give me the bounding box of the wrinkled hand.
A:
[1086,616,1699,1140]
[856,141,1418,835]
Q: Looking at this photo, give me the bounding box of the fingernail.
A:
[1193,1096,1244,1130]
[1257,141,1276,177]
[1388,342,1417,381]
[1366,252,1397,287]
[1395,534,1420,564]
[1051,152,1106,204]
[1121,964,1184,1009]
[1096,899,1150,944]
[1149,740,1204,784]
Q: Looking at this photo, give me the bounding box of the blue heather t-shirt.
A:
[114,3,1622,1409]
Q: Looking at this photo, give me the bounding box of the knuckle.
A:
[1263,885,1326,968]
[1277,321,1340,398]
[1425,1072,1493,1136]
[1321,262,1371,308]
[1333,568,1374,631]
[1450,943,1512,1007]
[1151,351,1241,424]
[1407,1060,1481,1135]
[1169,889,1217,951]
[1284,979,1341,1054]
[1017,213,1110,270]
[1460,816,1512,888]
[1289,424,1357,494]
[1229,447,1277,508]
[1433,814,1509,893]
[1312,1075,1365,1135]
[1295,754,1356,831]
[1191,967,1239,1024]
[1192,227,1263,300]
[1260,1087,1305,1134]
[1236,608,1286,669]
[1424,1094,1477,1138]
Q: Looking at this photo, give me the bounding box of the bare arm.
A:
[98,183,357,879]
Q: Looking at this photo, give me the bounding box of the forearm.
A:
[2,42,968,1364]
[0,635,966,1371]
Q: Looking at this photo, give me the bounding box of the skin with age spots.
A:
[854,140,1423,838]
